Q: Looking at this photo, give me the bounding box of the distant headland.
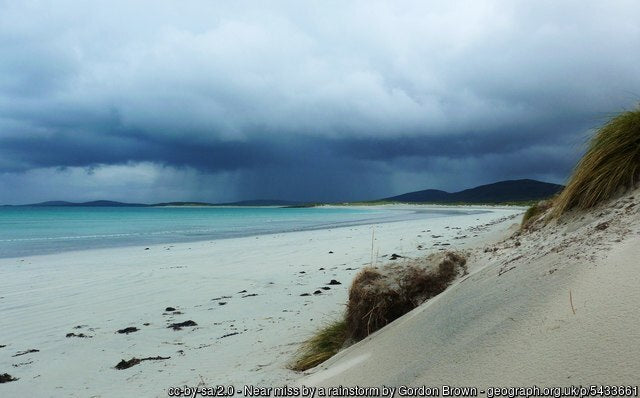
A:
[7,179,563,207]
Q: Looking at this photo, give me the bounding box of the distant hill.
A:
[211,199,306,207]
[153,200,304,206]
[384,179,564,204]
[19,199,305,207]
[13,181,561,207]
[25,200,148,207]
[152,201,215,207]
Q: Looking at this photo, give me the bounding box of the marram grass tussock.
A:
[554,108,640,216]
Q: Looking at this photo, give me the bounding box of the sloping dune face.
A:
[303,187,640,387]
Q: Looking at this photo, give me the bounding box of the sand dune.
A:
[301,189,640,388]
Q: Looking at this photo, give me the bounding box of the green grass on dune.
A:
[289,320,347,372]
[522,204,542,227]
[521,199,554,229]
[554,108,640,216]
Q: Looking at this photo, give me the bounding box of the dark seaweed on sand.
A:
[115,356,170,370]
[167,320,197,330]
[0,373,18,383]
[116,327,139,334]
[66,332,92,338]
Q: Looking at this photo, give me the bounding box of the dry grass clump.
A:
[289,320,347,371]
[345,267,406,341]
[291,252,467,371]
[345,252,466,341]
[398,252,466,306]
[554,108,640,216]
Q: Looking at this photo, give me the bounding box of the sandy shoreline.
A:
[0,205,522,397]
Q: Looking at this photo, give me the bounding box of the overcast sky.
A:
[1,1,639,204]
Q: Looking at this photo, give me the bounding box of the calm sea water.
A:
[0,206,482,258]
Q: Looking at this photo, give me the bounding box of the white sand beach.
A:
[0,206,522,397]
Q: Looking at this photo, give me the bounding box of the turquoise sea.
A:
[0,206,483,258]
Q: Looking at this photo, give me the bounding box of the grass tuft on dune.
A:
[554,108,640,216]
[521,199,554,230]
[345,267,405,341]
[292,252,467,371]
[344,252,466,341]
[290,320,347,372]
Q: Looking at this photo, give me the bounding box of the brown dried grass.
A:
[345,252,466,341]
[345,268,407,341]
[292,252,467,371]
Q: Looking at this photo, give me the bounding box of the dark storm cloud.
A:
[0,131,285,171]
[1,0,639,203]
